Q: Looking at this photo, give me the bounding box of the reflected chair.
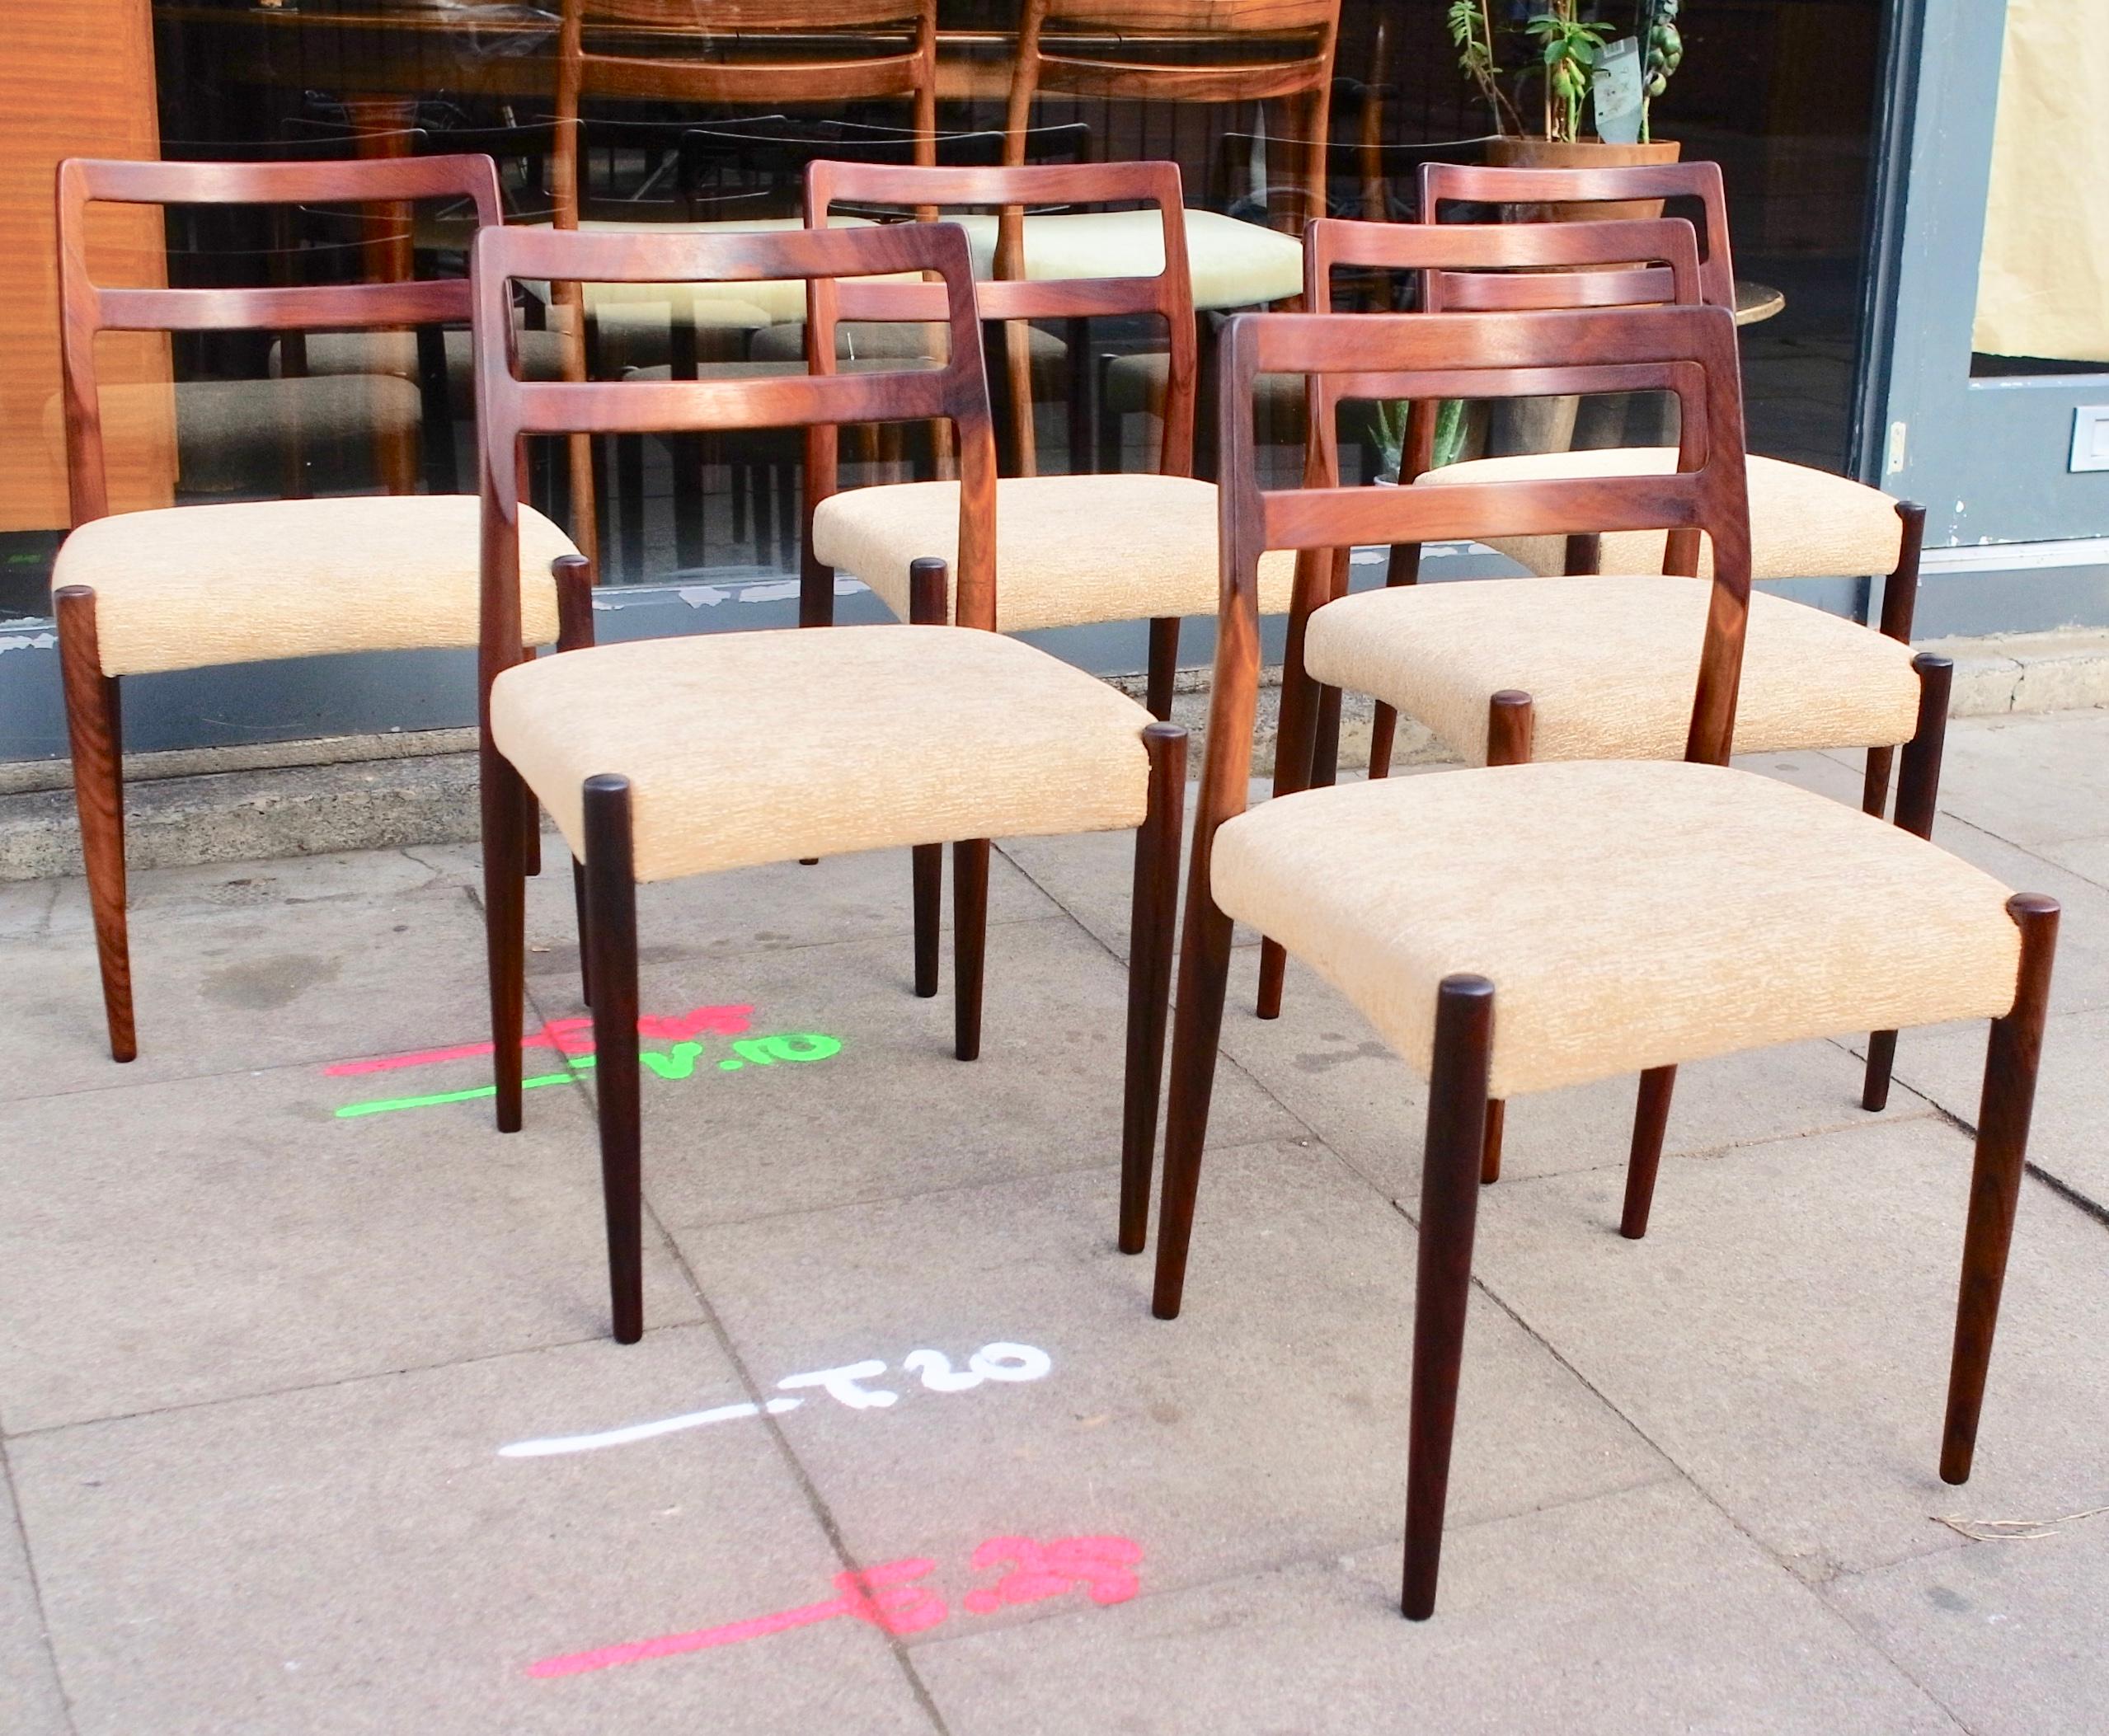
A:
[549,0,940,563]
[1257,215,1947,1184]
[472,220,1186,1341]
[1153,300,2057,1619]
[50,154,587,1063]
[803,158,1295,996]
[1002,0,1341,472]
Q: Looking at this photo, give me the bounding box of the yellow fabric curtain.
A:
[1972,0,2109,364]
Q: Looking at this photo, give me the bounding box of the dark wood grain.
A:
[1402,972,1495,1621]
[583,772,645,1345]
[953,838,991,1061]
[1862,500,1928,819]
[909,554,949,999]
[1620,1065,1678,1237]
[1942,892,2060,1484]
[1120,720,1189,1254]
[54,586,134,1063]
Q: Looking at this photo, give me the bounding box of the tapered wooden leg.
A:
[55,587,134,1063]
[1153,889,1238,1319]
[555,551,595,653]
[1473,693,1534,1185]
[953,838,990,1063]
[571,856,593,1008]
[1866,655,1952,1111]
[1402,974,1496,1621]
[1367,540,1423,781]
[1120,723,1189,1255]
[480,740,529,1133]
[1145,617,1180,723]
[910,556,946,999]
[1942,891,2059,1483]
[584,774,644,1346]
[1862,503,1926,823]
[1620,1065,1678,1238]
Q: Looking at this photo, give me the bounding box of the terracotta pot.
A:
[1483,136,1683,222]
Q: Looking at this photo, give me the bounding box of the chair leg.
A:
[1145,617,1181,723]
[571,856,593,1009]
[1475,692,1534,1186]
[1367,541,1424,781]
[1620,1065,1679,1238]
[616,433,645,579]
[1862,502,1927,823]
[909,556,946,1000]
[953,838,991,1063]
[54,587,134,1063]
[580,775,645,1345]
[1402,973,1496,1621]
[1256,555,1327,1020]
[1120,723,1189,1255]
[1866,654,1953,1112]
[1153,888,1240,1320]
[912,845,942,998]
[1942,891,2059,1483]
[480,741,530,1133]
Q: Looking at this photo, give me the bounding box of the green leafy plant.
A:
[1446,1,1688,142]
[1528,3,1609,143]
[1447,1,1523,137]
[1638,0,1685,143]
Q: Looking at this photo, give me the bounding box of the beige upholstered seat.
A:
[52,495,579,677]
[1213,760,2022,1100]
[490,626,1153,883]
[951,209,1303,311]
[812,472,1299,632]
[271,326,572,415]
[1416,448,1907,581]
[1304,573,1923,764]
[747,317,1067,376]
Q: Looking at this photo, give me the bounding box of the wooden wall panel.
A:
[0,0,173,532]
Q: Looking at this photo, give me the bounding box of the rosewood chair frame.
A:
[1153,302,2056,1619]
[473,218,1186,1340]
[1419,158,1927,814]
[550,0,942,564]
[51,153,585,1063]
[801,156,1198,1011]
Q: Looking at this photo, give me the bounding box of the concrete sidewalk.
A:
[3,711,2108,1734]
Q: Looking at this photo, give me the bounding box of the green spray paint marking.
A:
[334,1034,842,1119]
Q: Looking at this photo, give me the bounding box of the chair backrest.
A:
[1420,159,1735,312]
[1003,0,1341,228]
[805,157,1198,475]
[54,153,503,524]
[472,219,997,683]
[1299,213,1704,485]
[553,0,940,231]
[1206,305,1750,831]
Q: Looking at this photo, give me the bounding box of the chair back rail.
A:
[472,218,998,693]
[54,152,503,525]
[1420,159,1736,311]
[1299,213,1703,488]
[805,157,1197,479]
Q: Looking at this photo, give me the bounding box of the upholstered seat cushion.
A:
[951,209,1303,311]
[271,326,571,415]
[53,495,578,677]
[1415,448,1907,581]
[747,318,1067,378]
[812,472,1299,633]
[1303,574,1923,763]
[1213,760,2022,1099]
[490,626,1153,882]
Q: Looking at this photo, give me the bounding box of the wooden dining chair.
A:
[1254,214,1946,1186]
[549,0,941,561]
[1000,0,1341,472]
[472,218,1186,1342]
[50,154,587,1064]
[1411,160,1925,809]
[1151,300,2057,1619]
[802,158,1295,997]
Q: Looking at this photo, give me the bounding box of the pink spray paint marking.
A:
[526,1534,1141,1680]
[323,1005,754,1077]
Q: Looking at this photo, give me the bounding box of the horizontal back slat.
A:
[509,369,951,436]
[62,153,502,216]
[1261,473,1706,552]
[583,0,922,25]
[95,277,468,335]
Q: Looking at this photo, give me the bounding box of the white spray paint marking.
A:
[497,1341,1052,1459]
[0,632,59,655]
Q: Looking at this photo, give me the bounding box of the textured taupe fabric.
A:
[813,473,1299,632]
[1212,761,2023,1099]
[950,209,1304,311]
[54,495,578,676]
[1416,448,1907,580]
[491,626,1154,883]
[1304,574,1924,763]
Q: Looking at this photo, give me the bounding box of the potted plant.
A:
[1448,0,1686,172]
